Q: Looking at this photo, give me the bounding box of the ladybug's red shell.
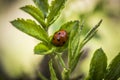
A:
[52,30,68,47]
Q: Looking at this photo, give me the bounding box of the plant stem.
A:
[50,54,62,80]
[62,68,70,80]
[56,53,66,68]
[37,71,48,80]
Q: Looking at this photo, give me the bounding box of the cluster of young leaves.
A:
[60,19,102,80]
[11,0,67,55]
[87,48,120,80]
[10,0,120,80]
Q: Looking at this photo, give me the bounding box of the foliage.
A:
[11,0,120,80]
[87,48,107,80]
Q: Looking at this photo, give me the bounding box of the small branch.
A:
[56,53,66,69]
[50,54,62,80]
[37,71,48,80]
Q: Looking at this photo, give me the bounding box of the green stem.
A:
[37,71,48,80]
[62,68,70,80]
[50,53,62,80]
[56,53,66,68]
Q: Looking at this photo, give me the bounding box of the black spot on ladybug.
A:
[58,32,61,35]
[52,30,68,47]
[63,41,65,44]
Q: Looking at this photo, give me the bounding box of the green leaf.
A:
[20,5,46,27]
[33,0,48,17]
[11,19,49,43]
[57,20,79,51]
[68,21,83,71]
[84,19,102,41]
[51,21,79,53]
[60,20,79,34]
[49,60,58,80]
[82,30,98,46]
[105,52,120,80]
[47,0,66,26]
[87,48,107,80]
[81,19,102,47]
[34,42,52,55]
[68,22,80,60]
[55,41,68,53]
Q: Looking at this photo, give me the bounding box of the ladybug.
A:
[52,30,68,47]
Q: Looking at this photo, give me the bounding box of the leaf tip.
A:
[97,19,103,26]
[10,20,14,24]
[97,48,105,53]
[98,47,103,51]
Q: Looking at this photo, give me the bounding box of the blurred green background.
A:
[0,0,120,79]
